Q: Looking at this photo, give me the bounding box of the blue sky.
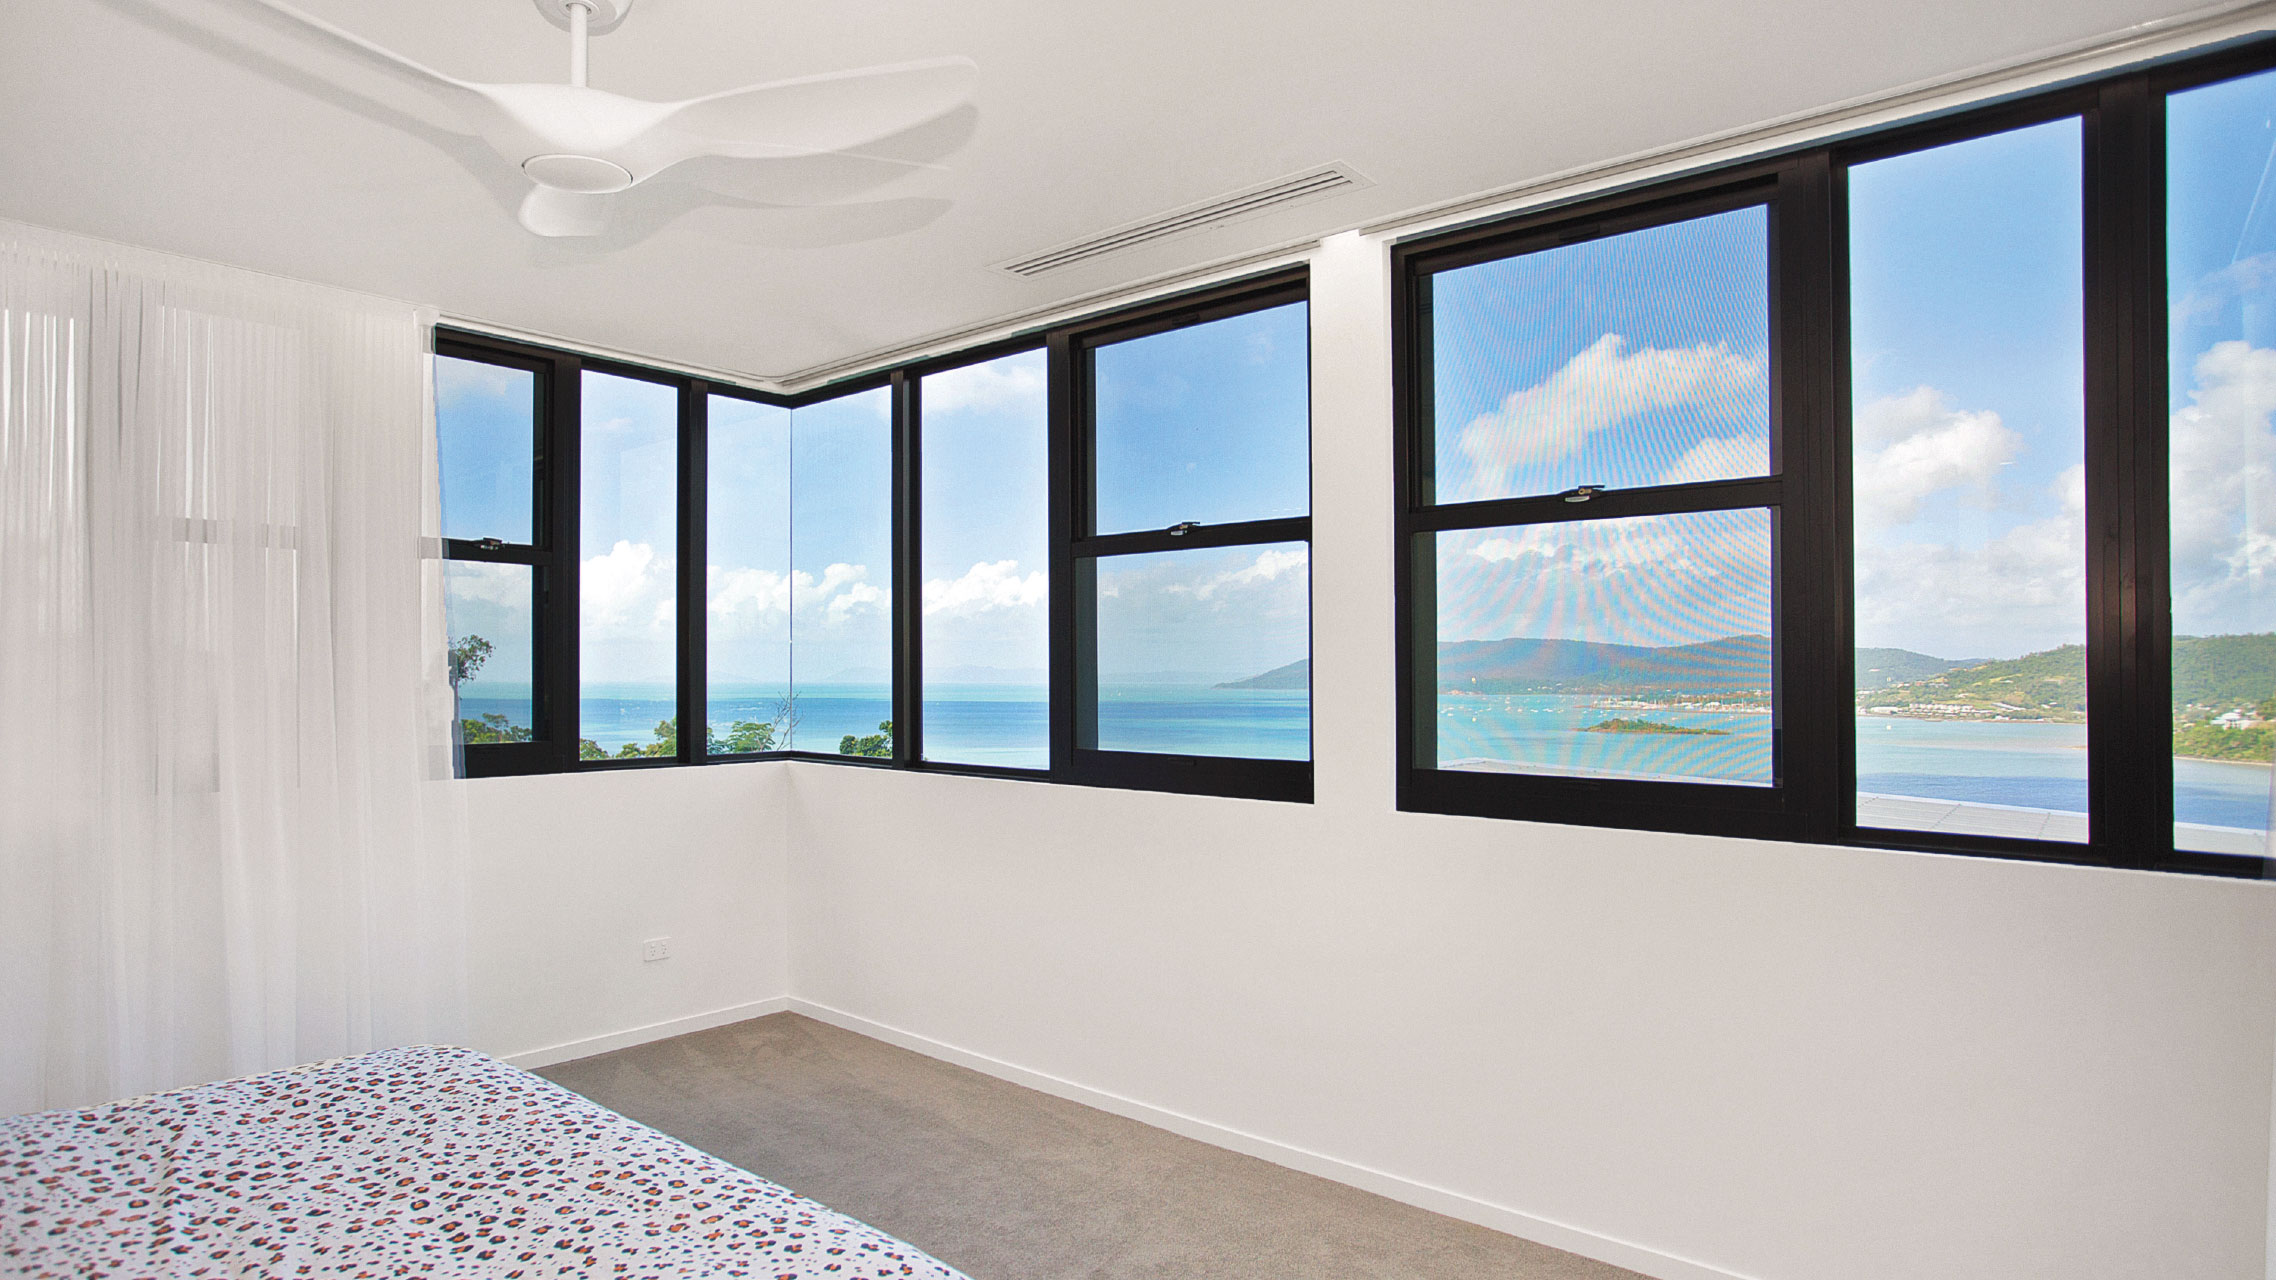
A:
[448,74,2276,704]
[2169,67,2276,646]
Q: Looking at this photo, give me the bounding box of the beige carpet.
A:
[538,1013,1646,1280]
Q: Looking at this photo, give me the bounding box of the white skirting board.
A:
[784,998,1758,1280]
[500,997,791,1070]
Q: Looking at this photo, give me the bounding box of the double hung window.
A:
[1395,41,2276,877]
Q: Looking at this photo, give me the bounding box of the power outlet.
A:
[641,936,671,963]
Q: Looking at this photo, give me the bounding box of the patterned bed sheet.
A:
[0,1044,968,1279]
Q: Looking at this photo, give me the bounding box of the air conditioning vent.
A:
[996,164,1372,278]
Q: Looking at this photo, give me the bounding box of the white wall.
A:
[464,761,789,1066]
[781,231,2276,1280]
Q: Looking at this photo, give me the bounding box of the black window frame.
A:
[1052,271,1314,803]
[1391,37,2276,879]
[439,267,1316,804]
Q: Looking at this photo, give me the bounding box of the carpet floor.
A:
[538,1013,1647,1280]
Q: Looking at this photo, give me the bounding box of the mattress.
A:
[0,1044,968,1279]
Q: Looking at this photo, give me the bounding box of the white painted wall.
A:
[781,231,2276,1280]
[464,761,789,1066]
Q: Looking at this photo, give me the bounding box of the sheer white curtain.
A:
[0,222,467,1115]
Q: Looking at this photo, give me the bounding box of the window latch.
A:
[478,537,505,551]
[1166,520,1201,537]
[1561,485,1604,504]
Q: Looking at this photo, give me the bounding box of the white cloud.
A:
[1453,335,1764,499]
[925,559,1047,616]
[1852,386,2019,530]
[1657,433,1765,487]
[581,540,675,637]
[1165,547,1307,602]
[2171,340,2276,633]
[922,355,1045,415]
[1450,515,1770,648]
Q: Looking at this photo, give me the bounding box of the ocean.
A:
[455,682,2272,835]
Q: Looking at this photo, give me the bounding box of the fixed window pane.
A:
[580,371,679,760]
[707,395,793,757]
[436,355,536,544]
[1087,542,1310,759]
[1091,301,1309,533]
[1430,511,1774,785]
[446,561,534,743]
[1429,206,1769,504]
[921,350,1049,768]
[790,387,893,756]
[1848,119,2087,842]
[2169,68,2276,857]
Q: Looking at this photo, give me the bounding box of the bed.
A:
[0,1043,969,1279]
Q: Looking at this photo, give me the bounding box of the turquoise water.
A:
[458,681,1311,766]
[1438,694,2270,831]
[458,682,2268,832]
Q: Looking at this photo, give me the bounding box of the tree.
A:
[447,634,493,688]
[708,719,777,754]
[839,720,892,758]
[460,711,533,744]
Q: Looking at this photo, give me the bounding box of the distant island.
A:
[1214,631,2276,766]
[1217,659,1308,690]
[1581,718,1726,736]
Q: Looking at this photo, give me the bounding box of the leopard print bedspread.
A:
[0,1044,968,1279]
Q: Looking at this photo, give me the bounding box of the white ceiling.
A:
[0,0,2243,383]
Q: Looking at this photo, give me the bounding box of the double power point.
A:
[641,936,671,963]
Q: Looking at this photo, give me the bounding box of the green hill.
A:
[1862,644,2087,720]
[2173,632,2276,714]
[1856,647,1976,691]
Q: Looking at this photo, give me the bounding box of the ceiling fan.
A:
[226,0,978,237]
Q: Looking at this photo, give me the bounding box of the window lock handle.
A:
[478,537,506,551]
[1561,485,1604,504]
[1166,520,1201,537]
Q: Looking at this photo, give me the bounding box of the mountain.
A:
[1864,645,2086,719]
[1855,647,1976,691]
[1218,660,1309,690]
[1437,633,1772,696]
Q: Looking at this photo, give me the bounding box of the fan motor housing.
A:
[532,0,632,34]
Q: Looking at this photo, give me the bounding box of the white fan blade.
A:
[235,0,479,100]
[659,57,978,161]
[519,186,613,237]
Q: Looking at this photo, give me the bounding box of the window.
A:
[2168,63,2276,860]
[1395,42,2276,876]
[1848,119,2088,843]
[916,348,1050,770]
[1400,184,1808,839]
[705,393,794,757]
[1060,280,1313,799]
[579,370,682,760]
[437,344,558,771]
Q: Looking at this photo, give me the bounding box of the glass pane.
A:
[707,395,793,757]
[921,350,1049,768]
[580,371,679,760]
[2170,69,2276,858]
[1431,512,1773,784]
[790,387,893,756]
[1848,119,2087,842]
[446,561,534,744]
[1429,206,1769,504]
[436,355,536,544]
[1091,301,1309,533]
[1088,542,1309,759]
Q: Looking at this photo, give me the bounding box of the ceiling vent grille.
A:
[995,163,1372,278]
